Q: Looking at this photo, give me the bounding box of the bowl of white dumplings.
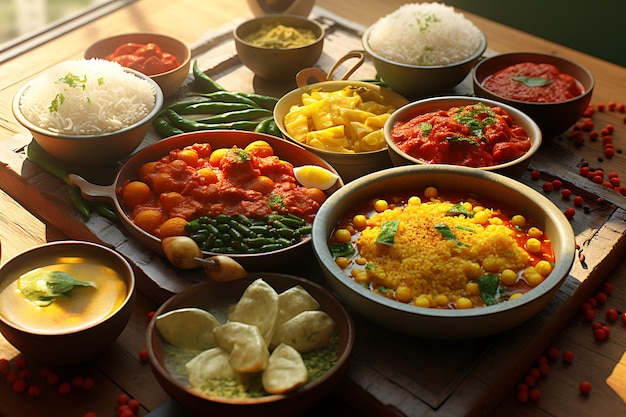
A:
[146,273,355,417]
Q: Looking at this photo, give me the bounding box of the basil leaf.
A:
[511,76,553,87]
[18,269,95,307]
[447,203,473,218]
[328,242,356,258]
[376,220,400,246]
[434,222,467,246]
[453,225,476,233]
[477,273,503,306]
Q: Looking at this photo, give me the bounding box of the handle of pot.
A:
[68,173,117,202]
[296,50,366,87]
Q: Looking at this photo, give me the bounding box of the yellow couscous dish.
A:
[328,186,555,309]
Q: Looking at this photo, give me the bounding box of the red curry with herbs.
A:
[482,62,584,103]
[390,102,532,168]
[105,42,181,76]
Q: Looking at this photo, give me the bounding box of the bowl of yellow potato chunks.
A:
[274,80,408,182]
[146,273,355,417]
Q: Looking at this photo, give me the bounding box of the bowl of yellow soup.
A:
[0,240,136,365]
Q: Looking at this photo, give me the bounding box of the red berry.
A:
[579,166,591,176]
[529,388,541,402]
[516,389,529,403]
[72,375,84,389]
[18,369,31,381]
[46,373,59,385]
[39,367,52,378]
[538,363,551,376]
[564,208,576,219]
[12,379,27,394]
[128,399,141,413]
[58,382,72,395]
[542,181,553,192]
[573,195,584,206]
[551,179,563,189]
[579,381,592,394]
[524,374,536,387]
[595,292,608,305]
[594,328,607,341]
[528,367,541,379]
[606,308,619,322]
[592,322,604,330]
[147,311,156,321]
[27,384,41,397]
[604,147,615,158]
[0,359,10,376]
[82,377,95,390]
[139,349,149,363]
[603,325,611,337]
[562,350,574,363]
[13,355,27,369]
[117,393,130,405]
[6,370,18,384]
[84,413,98,417]
[561,188,572,199]
[583,308,595,322]
[547,346,560,360]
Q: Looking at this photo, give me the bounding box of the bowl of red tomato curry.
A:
[69,130,343,271]
[383,96,542,177]
[472,52,594,138]
[85,32,191,97]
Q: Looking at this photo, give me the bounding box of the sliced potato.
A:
[262,343,308,394]
[186,347,235,388]
[271,310,336,352]
[156,307,220,351]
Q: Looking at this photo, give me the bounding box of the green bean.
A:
[90,201,119,222]
[166,98,212,113]
[229,219,255,238]
[244,237,275,248]
[240,92,279,110]
[192,60,224,93]
[195,91,261,108]
[153,115,184,138]
[162,109,259,132]
[179,101,255,115]
[254,117,273,134]
[266,119,283,137]
[68,185,91,220]
[197,108,272,124]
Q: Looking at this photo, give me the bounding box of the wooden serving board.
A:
[1,7,625,417]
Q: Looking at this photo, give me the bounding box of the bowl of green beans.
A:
[69,129,343,271]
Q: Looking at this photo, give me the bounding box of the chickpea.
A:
[473,210,490,225]
[509,292,523,300]
[434,294,450,307]
[335,257,350,269]
[352,214,367,230]
[408,196,422,205]
[455,297,473,309]
[333,228,352,243]
[527,227,544,239]
[424,186,438,199]
[511,215,526,228]
[526,237,542,253]
[535,260,553,277]
[414,295,431,308]
[501,269,518,286]
[395,285,412,303]
[466,281,480,296]
[373,199,389,212]
[351,269,368,284]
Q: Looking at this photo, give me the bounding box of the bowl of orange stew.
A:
[85,33,191,97]
[472,52,594,138]
[383,96,542,177]
[69,130,343,271]
[311,164,576,339]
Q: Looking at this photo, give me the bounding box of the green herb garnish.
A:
[56,72,88,90]
[17,269,95,307]
[511,76,553,87]
[328,242,356,258]
[266,194,285,209]
[376,220,400,246]
[476,273,504,306]
[48,93,65,113]
[445,135,479,146]
[420,122,433,137]
[434,222,466,246]
[447,203,474,218]
[453,225,476,233]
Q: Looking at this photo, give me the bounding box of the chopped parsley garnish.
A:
[48,93,65,113]
[48,72,97,113]
[266,194,285,209]
[420,122,433,136]
[511,76,553,87]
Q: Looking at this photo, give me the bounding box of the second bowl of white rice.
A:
[362,2,487,99]
[12,59,163,166]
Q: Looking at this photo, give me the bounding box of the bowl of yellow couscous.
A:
[311,164,576,339]
[274,80,409,182]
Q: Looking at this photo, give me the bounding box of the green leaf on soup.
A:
[477,273,503,306]
[511,76,553,87]
[445,135,479,146]
[18,269,95,307]
[454,225,476,233]
[434,222,467,246]
[328,242,355,258]
[376,220,400,246]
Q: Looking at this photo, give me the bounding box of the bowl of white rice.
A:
[12,59,163,166]
[362,2,487,99]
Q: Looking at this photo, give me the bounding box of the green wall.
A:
[443,1,624,67]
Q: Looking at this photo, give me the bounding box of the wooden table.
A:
[1,1,625,417]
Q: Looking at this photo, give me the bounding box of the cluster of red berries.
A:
[514,345,576,403]
[571,101,624,159]
[580,282,625,341]
[578,162,625,195]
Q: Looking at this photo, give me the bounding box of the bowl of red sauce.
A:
[472,52,594,138]
[383,96,542,177]
[85,33,191,97]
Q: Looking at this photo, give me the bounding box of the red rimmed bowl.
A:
[69,130,343,271]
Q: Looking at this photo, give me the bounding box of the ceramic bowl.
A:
[311,165,576,339]
[361,25,487,99]
[85,32,191,97]
[472,52,594,138]
[146,272,355,417]
[274,80,409,182]
[234,14,325,81]
[12,65,163,166]
[0,240,136,365]
[384,96,542,177]
[68,130,343,271]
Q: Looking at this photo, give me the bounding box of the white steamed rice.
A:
[367,2,483,66]
[19,59,156,135]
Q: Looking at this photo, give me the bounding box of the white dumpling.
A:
[156,307,220,351]
[228,278,278,345]
[185,347,235,389]
[262,343,308,395]
[270,310,336,353]
[213,321,269,373]
[275,285,320,330]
